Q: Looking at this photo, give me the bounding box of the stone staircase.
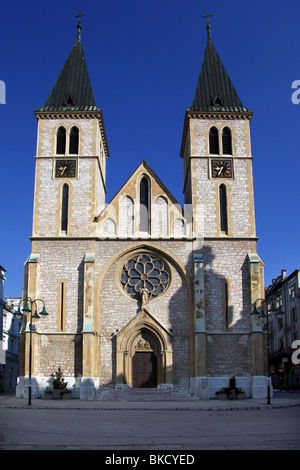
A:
[94,387,199,402]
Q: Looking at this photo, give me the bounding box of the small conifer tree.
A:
[52,368,68,390]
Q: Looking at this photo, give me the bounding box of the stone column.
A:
[81,253,97,399]
[164,349,173,385]
[17,253,40,398]
[83,253,95,332]
[193,254,206,373]
[248,253,267,397]
[191,254,207,398]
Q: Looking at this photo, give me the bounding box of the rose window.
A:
[120,254,170,300]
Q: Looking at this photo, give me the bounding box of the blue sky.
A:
[0,0,299,297]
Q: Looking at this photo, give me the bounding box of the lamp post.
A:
[14,297,48,405]
[251,298,284,405]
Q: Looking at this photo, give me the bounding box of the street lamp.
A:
[14,297,49,405]
[251,297,284,405]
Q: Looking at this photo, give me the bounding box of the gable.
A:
[94,160,190,239]
[115,308,173,346]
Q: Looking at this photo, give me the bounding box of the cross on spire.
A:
[202,11,213,39]
[75,11,85,39]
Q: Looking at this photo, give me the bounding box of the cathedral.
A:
[17,16,267,400]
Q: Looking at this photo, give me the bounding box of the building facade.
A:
[265,269,300,390]
[0,267,22,393]
[0,266,7,381]
[17,20,267,399]
[2,298,23,393]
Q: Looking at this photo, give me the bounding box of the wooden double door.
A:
[132,351,157,388]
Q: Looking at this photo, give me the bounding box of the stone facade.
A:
[17,28,267,400]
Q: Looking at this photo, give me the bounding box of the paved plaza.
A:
[0,391,300,451]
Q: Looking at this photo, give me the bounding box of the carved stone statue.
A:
[228,375,237,399]
[229,375,236,390]
[140,287,149,308]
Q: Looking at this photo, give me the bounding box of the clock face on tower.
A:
[55,159,77,178]
[211,159,233,178]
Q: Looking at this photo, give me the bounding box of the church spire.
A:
[35,12,99,113]
[188,14,251,114]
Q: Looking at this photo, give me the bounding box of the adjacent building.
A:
[1,298,23,392]
[0,266,22,393]
[265,269,300,390]
[0,266,7,381]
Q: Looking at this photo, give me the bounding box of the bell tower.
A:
[33,16,109,238]
[181,14,255,240]
[181,14,266,398]
[17,15,110,400]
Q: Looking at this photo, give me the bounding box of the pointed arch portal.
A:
[132,329,158,388]
[115,310,173,388]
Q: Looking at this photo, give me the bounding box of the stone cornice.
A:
[30,236,258,242]
[186,110,253,120]
[34,110,103,120]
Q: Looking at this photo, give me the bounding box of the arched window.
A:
[224,281,229,329]
[69,126,79,155]
[155,196,169,236]
[219,184,228,233]
[61,183,69,232]
[209,127,219,155]
[56,126,66,155]
[173,218,186,237]
[140,177,149,232]
[102,218,116,236]
[222,127,232,155]
[120,196,134,236]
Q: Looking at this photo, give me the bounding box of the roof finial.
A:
[202,11,213,39]
[75,11,85,40]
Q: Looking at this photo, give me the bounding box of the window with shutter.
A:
[140,177,150,232]
[56,126,66,155]
[209,127,219,154]
[222,127,232,155]
[219,184,228,233]
[69,126,79,154]
[61,183,69,232]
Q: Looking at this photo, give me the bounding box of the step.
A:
[94,388,199,402]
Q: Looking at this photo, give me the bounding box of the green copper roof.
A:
[36,33,99,113]
[189,35,251,114]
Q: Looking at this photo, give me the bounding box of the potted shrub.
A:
[215,387,229,400]
[52,368,68,399]
[62,389,72,399]
[215,379,246,400]
[43,388,53,400]
[236,388,246,399]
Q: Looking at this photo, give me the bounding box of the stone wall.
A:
[189,119,251,158]
[29,238,194,389]
[182,117,256,239]
[202,240,255,333]
[33,116,106,238]
[96,240,192,389]
[36,118,101,157]
[28,236,257,388]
